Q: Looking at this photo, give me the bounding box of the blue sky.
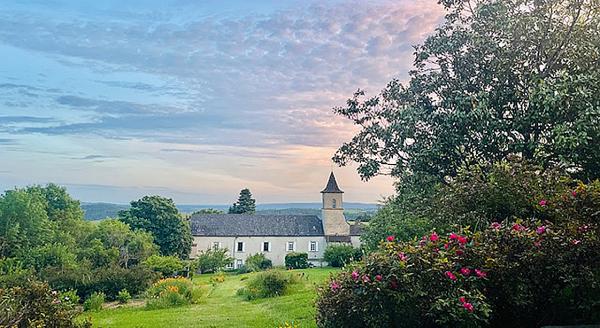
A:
[0,0,444,204]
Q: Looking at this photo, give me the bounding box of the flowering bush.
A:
[316,219,600,327]
[145,277,201,309]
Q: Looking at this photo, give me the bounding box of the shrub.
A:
[316,219,600,328]
[210,272,226,284]
[245,253,272,272]
[143,255,185,277]
[285,252,309,269]
[0,280,90,327]
[116,289,131,304]
[196,248,233,273]
[237,270,297,300]
[145,277,201,309]
[83,292,105,312]
[323,245,362,267]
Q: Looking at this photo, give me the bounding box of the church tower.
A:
[321,172,350,236]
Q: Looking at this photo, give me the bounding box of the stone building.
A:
[189,172,363,267]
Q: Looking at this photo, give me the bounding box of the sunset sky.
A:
[0,0,445,204]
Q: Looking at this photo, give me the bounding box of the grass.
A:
[85,267,338,328]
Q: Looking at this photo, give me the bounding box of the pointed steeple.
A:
[321,172,344,193]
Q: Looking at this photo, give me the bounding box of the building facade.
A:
[189,172,362,268]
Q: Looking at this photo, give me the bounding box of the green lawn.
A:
[86,267,338,328]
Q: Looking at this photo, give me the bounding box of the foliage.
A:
[285,252,309,269]
[145,277,201,309]
[191,208,224,215]
[236,270,298,300]
[228,188,256,214]
[143,255,185,277]
[0,279,90,327]
[83,292,105,312]
[195,248,233,273]
[333,0,600,183]
[323,245,362,268]
[316,219,600,328]
[116,289,132,304]
[119,195,192,259]
[245,253,273,272]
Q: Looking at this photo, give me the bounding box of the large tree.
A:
[334,0,600,182]
[119,196,192,259]
[228,188,256,214]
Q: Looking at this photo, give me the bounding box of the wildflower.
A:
[457,236,468,245]
[463,302,474,312]
[430,232,439,242]
[386,235,395,242]
[491,222,501,230]
[475,269,487,278]
[536,226,547,234]
[445,271,457,281]
[362,275,371,283]
[330,281,340,291]
[460,267,471,276]
[459,296,466,304]
[449,233,458,240]
[351,271,360,281]
[539,199,547,207]
[375,274,383,282]
[398,252,408,261]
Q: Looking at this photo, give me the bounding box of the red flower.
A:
[512,223,524,231]
[459,296,467,304]
[351,271,359,281]
[475,269,487,278]
[443,243,449,250]
[445,271,457,281]
[457,236,468,245]
[536,226,546,234]
[386,235,395,242]
[449,233,458,240]
[375,274,383,282]
[491,222,501,230]
[571,190,577,197]
[463,302,474,312]
[456,250,464,256]
[430,232,439,242]
[539,199,547,207]
[460,267,471,276]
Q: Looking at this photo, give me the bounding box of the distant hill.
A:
[81,202,379,221]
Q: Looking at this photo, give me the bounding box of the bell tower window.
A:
[332,198,337,208]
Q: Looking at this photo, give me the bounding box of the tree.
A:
[228,188,256,214]
[195,248,233,273]
[192,208,224,215]
[334,0,600,183]
[118,196,192,259]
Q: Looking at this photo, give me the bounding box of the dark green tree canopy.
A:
[334,0,600,182]
[228,188,256,214]
[119,195,192,259]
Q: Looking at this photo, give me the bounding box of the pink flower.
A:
[491,222,501,230]
[459,296,467,304]
[449,233,458,240]
[571,190,577,197]
[475,269,487,278]
[456,250,464,256]
[386,235,395,242]
[430,232,439,242]
[330,281,340,291]
[512,223,524,231]
[398,252,408,261]
[539,199,547,207]
[445,271,457,281]
[463,302,474,312]
[362,275,371,283]
[578,225,589,233]
[351,271,359,281]
[536,226,547,234]
[457,236,468,245]
[572,239,581,245]
[443,243,449,250]
[375,274,383,282]
[534,241,541,247]
[460,267,471,276]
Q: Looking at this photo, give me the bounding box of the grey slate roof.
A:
[190,214,325,236]
[349,223,364,236]
[321,172,344,193]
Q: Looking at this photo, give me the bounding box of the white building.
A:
[189,172,363,268]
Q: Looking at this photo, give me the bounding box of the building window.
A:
[332,199,337,208]
[212,242,220,250]
[235,259,243,269]
[263,241,271,252]
[309,241,318,252]
[237,241,245,252]
[287,241,295,252]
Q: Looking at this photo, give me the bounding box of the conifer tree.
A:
[228,188,256,214]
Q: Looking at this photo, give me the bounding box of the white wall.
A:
[192,236,327,267]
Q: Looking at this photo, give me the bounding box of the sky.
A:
[0,0,445,205]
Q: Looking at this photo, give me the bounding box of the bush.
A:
[0,280,90,327]
[116,289,131,304]
[285,252,309,269]
[316,218,600,328]
[323,245,362,267]
[237,270,298,300]
[143,255,185,277]
[145,277,201,309]
[245,253,272,272]
[196,248,233,273]
[83,292,105,312]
